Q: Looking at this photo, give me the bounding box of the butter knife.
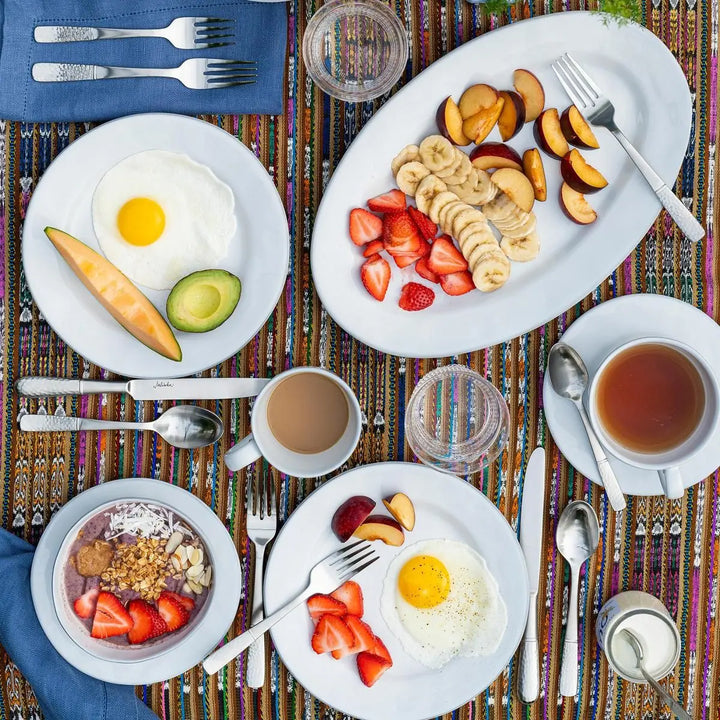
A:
[517,447,546,703]
[16,376,269,401]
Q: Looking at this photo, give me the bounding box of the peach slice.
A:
[458,84,499,120]
[533,108,570,160]
[560,182,597,225]
[469,142,523,172]
[331,496,376,542]
[382,493,415,531]
[497,90,526,142]
[560,149,608,194]
[352,515,405,546]
[490,168,535,212]
[436,96,471,146]
[513,69,545,123]
[462,97,505,145]
[522,148,547,202]
[560,105,600,149]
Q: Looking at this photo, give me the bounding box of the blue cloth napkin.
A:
[0,527,159,720]
[0,0,287,121]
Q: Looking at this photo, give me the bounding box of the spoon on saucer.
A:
[19,404,224,449]
[556,500,599,698]
[548,342,626,511]
[620,629,691,719]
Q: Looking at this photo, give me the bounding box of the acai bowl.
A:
[31,478,241,684]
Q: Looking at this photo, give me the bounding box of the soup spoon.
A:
[19,404,223,449]
[548,342,626,511]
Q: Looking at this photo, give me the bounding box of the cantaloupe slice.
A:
[45,227,182,362]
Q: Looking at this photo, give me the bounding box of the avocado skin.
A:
[166,269,241,333]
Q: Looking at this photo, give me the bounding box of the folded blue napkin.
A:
[0,527,159,720]
[0,0,287,121]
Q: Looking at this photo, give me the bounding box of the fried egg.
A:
[92,150,236,290]
[380,538,507,668]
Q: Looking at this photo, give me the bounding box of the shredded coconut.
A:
[103,502,195,541]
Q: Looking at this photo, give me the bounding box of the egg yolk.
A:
[397,554,451,609]
[117,197,165,246]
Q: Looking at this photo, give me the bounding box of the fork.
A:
[202,539,379,675]
[245,473,277,689]
[32,58,257,90]
[552,53,705,243]
[34,17,235,50]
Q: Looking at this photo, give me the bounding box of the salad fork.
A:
[202,539,379,675]
[245,473,277,689]
[34,17,235,50]
[32,58,257,90]
[552,53,704,243]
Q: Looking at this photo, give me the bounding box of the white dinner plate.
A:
[264,462,528,720]
[311,12,692,358]
[31,478,242,684]
[543,295,720,496]
[22,113,289,378]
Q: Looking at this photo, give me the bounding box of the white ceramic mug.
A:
[588,337,720,499]
[224,367,362,477]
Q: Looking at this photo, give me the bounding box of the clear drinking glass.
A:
[302,0,408,102]
[405,364,510,475]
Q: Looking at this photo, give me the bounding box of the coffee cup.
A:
[588,337,719,499]
[224,367,362,477]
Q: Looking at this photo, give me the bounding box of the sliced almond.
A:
[189,547,204,566]
[200,566,213,587]
[187,580,203,594]
[182,582,192,594]
[186,563,205,580]
[164,531,184,555]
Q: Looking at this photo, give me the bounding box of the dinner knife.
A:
[16,376,269,401]
[517,446,546,704]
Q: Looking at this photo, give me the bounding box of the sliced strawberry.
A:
[360,255,391,301]
[367,189,406,213]
[159,590,195,612]
[127,599,168,645]
[415,257,440,284]
[440,270,475,296]
[362,239,384,258]
[370,635,393,664]
[310,614,354,655]
[157,592,190,632]
[307,593,347,621]
[330,581,364,617]
[382,211,422,255]
[91,591,134,639]
[357,651,392,687]
[408,206,438,240]
[345,616,375,652]
[393,253,420,269]
[73,587,99,619]
[427,235,468,275]
[349,208,383,246]
[399,282,435,312]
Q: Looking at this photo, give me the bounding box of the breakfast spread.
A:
[64,502,212,646]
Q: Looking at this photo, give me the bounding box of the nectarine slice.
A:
[469,142,523,172]
[352,515,405,546]
[490,168,535,212]
[522,149,547,202]
[560,149,608,194]
[462,97,505,145]
[331,496,376,542]
[560,105,600,149]
[458,84,499,120]
[382,493,415,531]
[560,183,597,225]
[436,96,471,146]
[497,91,526,141]
[534,108,570,160]
[513,69,545,122]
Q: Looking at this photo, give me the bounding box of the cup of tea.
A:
[224,367,362,477]
[587,337,720,499]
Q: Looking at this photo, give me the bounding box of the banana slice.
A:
[442,201,472,235]
[452,207,486,239]
[391,145,420,177]
[415,174,448,215]
[457,221,492,250]
[434,151,463,179]
[472,250,511,292]
[492,210,530,234]
[500,213,537,239]
[474,169,498,205]
[396,161,431,197]
[418,135,456,173]
[452,169,480,200]
[428,191,460,224]
[467,238,500,270]
[444,151,473,184]
[438,198,464,231]
[482,193,519,223]
[500,231,540,262]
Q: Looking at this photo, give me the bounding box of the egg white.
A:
[380,538,507,668]
[92,150,237,290]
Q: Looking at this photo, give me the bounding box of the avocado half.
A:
[166,269,242,333]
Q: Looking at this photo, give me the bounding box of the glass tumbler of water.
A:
[404,364,510,475]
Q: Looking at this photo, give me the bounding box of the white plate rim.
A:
[30,478,241,684]
[263,462,529,720]
[22,112,289,378]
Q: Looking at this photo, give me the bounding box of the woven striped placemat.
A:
[2,1,718,718]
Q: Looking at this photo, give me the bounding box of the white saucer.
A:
[30,478,241,684]
[543,294,720,496]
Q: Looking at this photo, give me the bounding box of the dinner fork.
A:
[32,58,257,90]
[245,473,277,689]
[552,53,704,243]
[202,539,379,675]
[34,17,235,50]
